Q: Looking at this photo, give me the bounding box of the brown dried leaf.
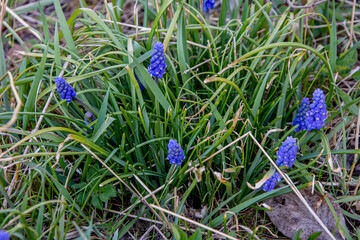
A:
[264,187,347,240]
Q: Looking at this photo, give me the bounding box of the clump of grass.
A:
[0,0,360,239]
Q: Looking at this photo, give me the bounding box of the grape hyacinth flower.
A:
[167,139,185,166]
[84,111,95,130]
[203,0,216,12]
[276,136,297,168]
[135,74,145,91]
[148,42,166,80]
[0,230,9,240]
[305,88,327,131]
[263,172,282,192]
[54,77,76,103]
[292,97,310,131]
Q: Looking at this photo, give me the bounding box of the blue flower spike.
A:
[263,172,282,192]
[203,0,216,12]
[293,97,310,132]
[148,42,166,80]
[276,136,298,168]
[305,88,328,131]
[0,230,10,240]
[84,111,95,130]
[54,77,76,103]
[167,139,185,166]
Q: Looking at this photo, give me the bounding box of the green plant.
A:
[1,0,359,239]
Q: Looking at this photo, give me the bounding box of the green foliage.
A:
[72,164,117,210]
[293,229,323,240]
[171,223,188,240]
[0,0,359,239]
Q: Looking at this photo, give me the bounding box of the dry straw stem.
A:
[54,136,71,168]
[150,204,238,240]
[80,143,168,226]
[106,208,195,234]
[351,104,360,195]
[5,6,42,41]
[153,0,163,29]
[287,0,327,9]
[133,174,170,226]
[139,225,167,240]
[0,72,23,132]
[0,0,9,36]
[345,0,357,51]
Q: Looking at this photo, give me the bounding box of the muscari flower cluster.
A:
[263,172,282,192]
[292,97,310,131]
[275,136,297,168]
[293,89,327,131]
[54,77,76,103]
[203,0,216,12]
[305,89,328,131]
[148,42,166,79]
[167,139,185,166]
[0,230,10,240]
[263,136,298,192]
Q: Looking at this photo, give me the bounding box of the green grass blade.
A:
[22,44,49,128]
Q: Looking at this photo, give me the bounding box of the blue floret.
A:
[275,136,297,168]
[167,139,185,166]
[263,172,282,192]
[292,97,310,131]
[148,42,166,79]
[305,89,327,131]
[54,77,76,103]
[203,0,216,12]
[0,230,10,240]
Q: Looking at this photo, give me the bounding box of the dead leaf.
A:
[264,187,347,240]
[192,166,205,182]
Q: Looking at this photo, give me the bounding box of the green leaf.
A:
[22,44,49,128]
[38,1,49,42]
[99,184,117,202]
[293,229,302,240]
[188,228,202,240]
[54,22,61,77]
[91,116,115,143]
[337,42,359,69]
[133,60,172,112]
[146,0,174,49]
[54,0,77,54]
[91,194,103,210]
[118,218,138,239]
[177,11,190,88]
[71,182,87,190]
[163,6,182,50]
[307,231,322,240]
[334,195,360,203]
[171,223,188,240]
[335,86,358,116]
[93,87,110,135]
[79,8,124,49]
[329,0,337,72]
